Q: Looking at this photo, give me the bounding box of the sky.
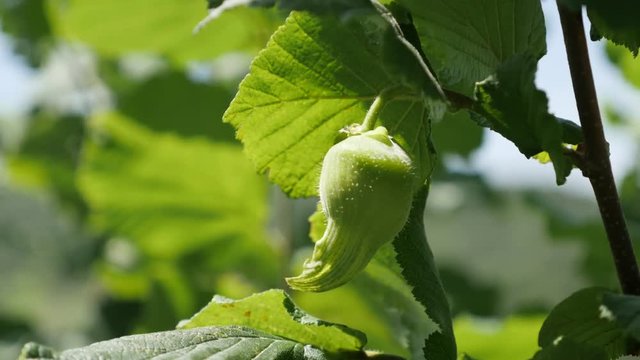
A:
[0,3,638,196]
[0,32,33,120]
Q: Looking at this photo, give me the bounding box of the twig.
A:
[556,2,640,295]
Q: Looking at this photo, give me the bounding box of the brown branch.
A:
[556,2,640,295]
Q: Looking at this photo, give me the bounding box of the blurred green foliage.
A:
[1,1,640,359]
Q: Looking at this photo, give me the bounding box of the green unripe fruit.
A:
[287,126,416,292]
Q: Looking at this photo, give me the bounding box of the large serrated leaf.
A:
[19,326,330,360]
[179,289,366,354]
[224,10,441,197]
[399,0,546,95]
[538,287,625,358]
[472,54,575,185]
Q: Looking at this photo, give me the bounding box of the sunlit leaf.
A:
[225,10,441,197]
[179,289,367,353]
[606,43,640,88]
[78,112,281,328]
[455,315,544,360]
[46,0,282,64]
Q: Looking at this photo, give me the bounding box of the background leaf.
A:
[105,68,238,142]
[606,43,640,89]
[46,0,282,64]
[78,112,281,329]
[6,113,86,213]
[79,112,274,265]
[431,110,484,159]
[454,316,543,360]
[0,0,53,66]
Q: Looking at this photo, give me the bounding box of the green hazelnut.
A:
[287,126,416,292]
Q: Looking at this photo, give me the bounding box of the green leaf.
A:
[606,42,640,88]
[7,113,87,213]
[46,0,282,64]
[229,0,372,14]
[603,293,640,341]
[538,287,625,358]
[79,112,275,263]
[458,354,480,360]
[586,2,640,56]
[292,283,410,357]
[399,0,546,95]
[559,117,584,145]
[78,112,281,327]
[0,0,52,66]
[472,54,574,185]
[532,338,608,360]
[558,0,640,56]
[432,110,484,159]
[179,289,367,354]
[224,10,441,197]
[0,187,100,360]
[392,186,456,359]
[107,69,238,142]
[19,326,332,359]
[455,315,544,360]
[357,243,438,359]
